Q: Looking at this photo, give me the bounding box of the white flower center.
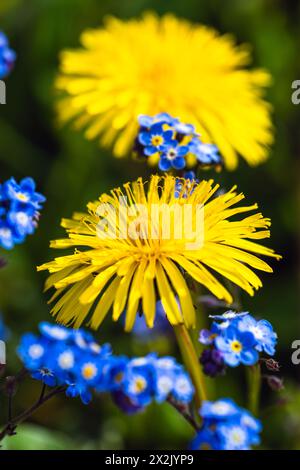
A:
[242,414,256,429]
[58,351,74,369]
[0,228,11,239]
[75,334,88,349]
[166,149,177,160]
[157,358,174,369]
[46,326,69,340]
[228,427,247,446]
[175,377,190,394]
[16,212,29,225]
[28,344,44,359]
[211,402,233,415]
[157,376,173,394]
[89,342,101,354]
[218,321,230,330]
[249,325,264,340]
[130,357,148,367]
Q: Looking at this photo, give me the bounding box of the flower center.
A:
[250,326,264,340]
[82,363,97,380]
[211,402,232,415]
[175,377,190,394]
[16,212,29,225]
[17,193,29,202]
[231,340,242,352]
[200,443,212,450]
[48,327,68,340]
[58,351,74,369]
[89,342,101,354]
[29,344,44,359]
[158,376,173,394]
[166,149,177,160]
[157,358,174,369]
[151,135,163,147]
[133,376,147,393]
[0,228,11,239]
[230,428,246,445]
[114,372,124,384]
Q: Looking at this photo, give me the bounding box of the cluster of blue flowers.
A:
[199,311,277,377]
[0,32,16,79]
[190,398,262,450]
[18,322,194,411]
[0,177,45,249]
[134,113,222,171]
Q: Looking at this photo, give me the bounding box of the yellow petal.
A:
[79,264,118,304]
[160,257,196,328]
[125,260,147,331]
[155,262,183,325]
[142,276,156,328]
[90,277,121,329]
[113,263,137,321]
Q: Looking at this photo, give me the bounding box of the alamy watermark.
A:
[96,198,205,250]
[291,340,300,364]
[0,340,6,365]
[0,80,6,104]
[291,80,300,105]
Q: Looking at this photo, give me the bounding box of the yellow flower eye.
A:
[134,377,147,393]
[200,443,212,450]
[151,135,163,146]
[231,341,243,353]
[82,363,97,380]
[114,372,124,384]
[17,193,29,202]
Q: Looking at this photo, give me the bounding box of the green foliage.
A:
[1,424,74,450]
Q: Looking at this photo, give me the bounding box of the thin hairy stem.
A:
[0,385,66,443]
[167,396,199,431]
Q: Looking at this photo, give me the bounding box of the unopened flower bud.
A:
[200,348,226,378]
[261,358,280,372]
[265,375,284,391]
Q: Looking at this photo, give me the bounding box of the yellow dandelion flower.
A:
[56,13,273,170]
[38,175,280,332]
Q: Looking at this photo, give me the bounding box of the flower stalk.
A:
[173,323,207,408]
[247,363,261,416]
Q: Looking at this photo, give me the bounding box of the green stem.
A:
[173,323,207,408]
[247,363,261,416]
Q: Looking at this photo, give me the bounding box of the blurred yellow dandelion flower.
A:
[56,13,273,170]
[38,175,280,332]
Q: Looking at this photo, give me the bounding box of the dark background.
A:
[0,0,299,449]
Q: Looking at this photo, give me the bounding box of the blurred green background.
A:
[0,0,299,450]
